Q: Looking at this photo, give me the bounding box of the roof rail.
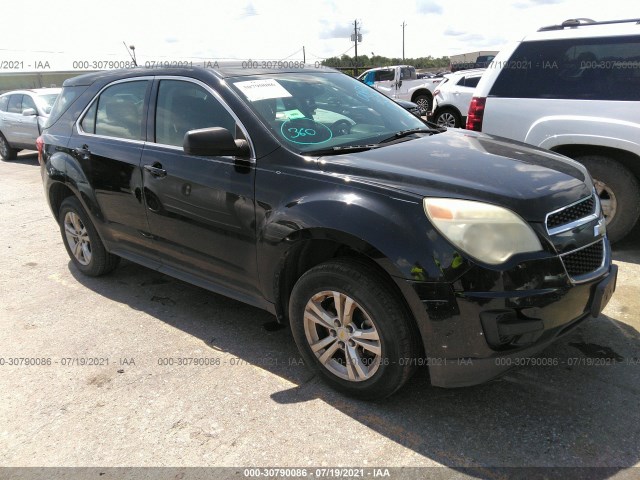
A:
[538,18,640,32]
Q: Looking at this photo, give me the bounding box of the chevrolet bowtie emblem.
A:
[594,217,607,237]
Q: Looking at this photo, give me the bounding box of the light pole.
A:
[401,22,406,61]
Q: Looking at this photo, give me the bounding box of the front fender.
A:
[256,176,471,302]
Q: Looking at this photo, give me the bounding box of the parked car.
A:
[467,18,640,243]
[357,65,441,111]
[40,64,616,399]
[430,69,485,127]
[0,88,61,160]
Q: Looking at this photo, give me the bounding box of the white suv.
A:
[468,18,640,242]
[430,69,485,127]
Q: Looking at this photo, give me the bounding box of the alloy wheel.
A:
[436,112,457,127]
[63,211,92,265]
[303,290,382,382]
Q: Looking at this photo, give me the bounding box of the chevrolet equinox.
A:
[40,64,617,399]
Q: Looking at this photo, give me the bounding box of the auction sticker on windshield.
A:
[235,79,292,101]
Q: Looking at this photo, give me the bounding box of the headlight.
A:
[423,198,542,265]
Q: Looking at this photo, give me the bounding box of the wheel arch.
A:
[48,181,76,219]
[410,89,433,103]
[44,148,108,224]
[273,229,396,319]
[271,228,429,359]
[550,144,640,180]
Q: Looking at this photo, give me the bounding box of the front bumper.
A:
[400,256,618,388]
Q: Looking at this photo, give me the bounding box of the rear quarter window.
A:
[0,95,8,112]
[464,76,481,88]
[45,86,88,128]
[489,35,640,101]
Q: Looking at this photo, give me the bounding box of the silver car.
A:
[0,88,61,160]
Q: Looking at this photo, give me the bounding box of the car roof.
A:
[443,68,486,80]
[1,87,62,96]
[63,63,338,87]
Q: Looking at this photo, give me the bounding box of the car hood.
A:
[317,130,592,222]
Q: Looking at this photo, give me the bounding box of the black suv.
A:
[41,64,617,399]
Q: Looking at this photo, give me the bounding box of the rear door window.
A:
[401,67,417,80]
[7,95,22,113]
[81,81,148,140]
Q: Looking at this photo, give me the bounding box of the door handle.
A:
[144,163,167,178]
[72,144,91,161]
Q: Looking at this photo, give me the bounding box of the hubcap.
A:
[594,178,617,225]
[64,212,92,265]
[437,112,456,127]
[0,138,7,157]
[303,291,382,382]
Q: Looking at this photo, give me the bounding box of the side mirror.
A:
[397,80,403,88]
[22,108,37,116]
[183,127,250,158]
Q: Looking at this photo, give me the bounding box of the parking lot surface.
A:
[1,152,640,478]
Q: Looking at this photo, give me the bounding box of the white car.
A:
[430,69,485,128]
[468,18,640,242]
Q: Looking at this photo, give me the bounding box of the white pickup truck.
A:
[358,65,442,112]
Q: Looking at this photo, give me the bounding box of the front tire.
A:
[289,258,420,399]
[0,133,17,161]
[58,196,120,276]
[577,155,640,243]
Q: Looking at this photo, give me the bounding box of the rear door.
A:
[70,78,154,258]
[3,95,24,145]
[453,75,481,114]
[140,77,259,298]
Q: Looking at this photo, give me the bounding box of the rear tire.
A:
[577,155,640,243]
[289,257,420,399]
[434,108,462,128]
[58,196,120,276]
[412,94,432,114]
[0,133,17,161]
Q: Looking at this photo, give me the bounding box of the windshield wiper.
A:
[305,144,381,156]
[379,127,441,143]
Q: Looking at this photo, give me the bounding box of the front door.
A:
[141,78,258,298]
[373,68,397,99]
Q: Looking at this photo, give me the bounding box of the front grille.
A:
[547,195,595,231]
[561,240,604,277]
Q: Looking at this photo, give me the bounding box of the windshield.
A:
[229,72,426,153]
[36,93,59,115]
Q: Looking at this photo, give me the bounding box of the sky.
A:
[1,0,637,70]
